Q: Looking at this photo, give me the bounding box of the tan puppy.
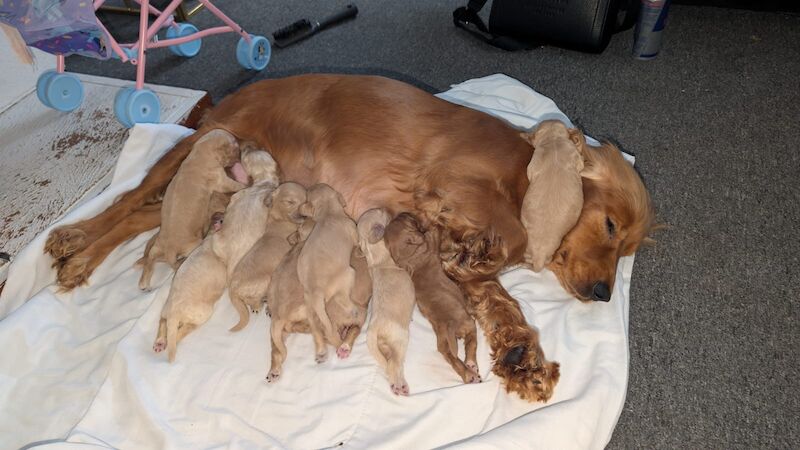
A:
[228,182,307,331]
[153,238,225,362]
[296,184,359,362]
[265,220,315,382]
[520,120,585,272]
[151,147,280,362]
[358,208,416,396]
[328,248,372,359]
[384,213,481,384]
[138,129,248,290]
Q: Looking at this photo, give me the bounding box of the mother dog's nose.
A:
[591,282,611,302]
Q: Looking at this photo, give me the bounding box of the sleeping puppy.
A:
[384,213,481,384]
[138,129,249,290]
[152,146,280,362]
[358,208,416,396]
[228,182,307,331]
[296,184,359,362]
[519,120,585,272]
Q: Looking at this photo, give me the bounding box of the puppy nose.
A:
[591,282,611,302]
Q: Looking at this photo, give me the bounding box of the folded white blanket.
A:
[0,74,635,450]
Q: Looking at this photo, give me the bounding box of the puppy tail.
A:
[229,294,250,332]
[166,318,179,363]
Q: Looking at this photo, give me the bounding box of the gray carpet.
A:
[68,1,800,447]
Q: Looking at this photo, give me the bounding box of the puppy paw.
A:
[45,226,87,260]
[315,351,328,364]
[390,382,410,396]
[153,338,166,353]
[266,370,281,383]
[336,344,351,359]
[249,305,260,315]
[464,361,482,383]
[56,255,93,291]
[464,369,482,384]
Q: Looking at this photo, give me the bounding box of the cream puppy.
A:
[358,208,416,396]
[296,184,359,362]
[228,182,307,331]
[152,146,280,361]
[138,129,248,290]
[519,120,585,272]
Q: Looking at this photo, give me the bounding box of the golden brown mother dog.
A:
[44,74,655,401]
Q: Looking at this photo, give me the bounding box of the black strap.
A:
[452,0,536,51]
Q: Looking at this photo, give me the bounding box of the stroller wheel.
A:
[36,70,58,108]
[237,35,271,71]
[166,23,202,57]
[114,87,135,128]
[126,89,161,125]
[44,73,85,112]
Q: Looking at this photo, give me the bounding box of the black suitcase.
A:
[453,0,640,53]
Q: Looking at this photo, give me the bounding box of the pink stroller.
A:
[2,0,270,127]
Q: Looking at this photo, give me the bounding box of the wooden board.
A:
[0,73,206,283]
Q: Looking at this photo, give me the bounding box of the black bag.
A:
[453,0,639,53]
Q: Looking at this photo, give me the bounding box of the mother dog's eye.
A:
[606,217,616,237]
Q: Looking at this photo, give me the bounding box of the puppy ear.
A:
[368,223,385,244]
[264,190,275,208]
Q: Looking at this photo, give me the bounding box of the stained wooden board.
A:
[0,73,206,283]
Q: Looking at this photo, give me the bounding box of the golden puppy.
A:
[384,213,481,384]
[138,129,248,290]
[296,184,359,362]
[151,146,280,362]
[327,248,372,359]
[358,208,416,396]
[265,220,316,382]
[228,182,307,331]
[519,120,585,272]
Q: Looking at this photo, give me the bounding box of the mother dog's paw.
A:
[56,254,94,291]
[494,342,560,403]
[45,226,87,261]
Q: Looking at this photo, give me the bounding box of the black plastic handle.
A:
[318,4,359,30]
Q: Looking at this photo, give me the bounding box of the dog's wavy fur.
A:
[43,74,655,402]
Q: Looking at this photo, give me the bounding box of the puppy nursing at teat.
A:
[384,213,481,384]
[137,129,250,290]
[520,120,586,272]
[358,208,416,396]
[228,182,308,331]
[296,184,360,363]
[153,145,280,362]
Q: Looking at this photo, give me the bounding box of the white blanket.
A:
[0,74,635,450]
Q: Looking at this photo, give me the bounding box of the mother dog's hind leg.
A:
[45,131,205,261]
[57,203,162,290]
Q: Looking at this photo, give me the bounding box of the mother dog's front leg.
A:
[44,131,205,263]
[456,278,560,402]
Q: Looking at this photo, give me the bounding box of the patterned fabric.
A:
[0,0,109,59]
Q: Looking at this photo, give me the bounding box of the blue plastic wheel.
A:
[114,87,136,128]
[36,70,57,108]
[44,73,84,112]
[125,89,161,126]
[236,35,271,71]
[166,23,201,57]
